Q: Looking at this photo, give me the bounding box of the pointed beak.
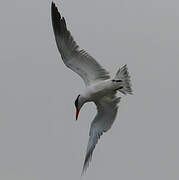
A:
[76,108,80,120]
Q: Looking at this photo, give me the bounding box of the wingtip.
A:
[51,1,59,13]
[81,161,87,176]
[51,1,55,8]
[51,1,62,23]
[81,162,88,177]
[51,1,55,14]
[81,148,94,176]
[51,1,57,11]
[81,156,88,176]
[81,169,85,177]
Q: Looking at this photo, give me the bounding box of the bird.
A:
[51,2,132,175]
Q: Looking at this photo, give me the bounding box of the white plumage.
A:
[51,2,132,174]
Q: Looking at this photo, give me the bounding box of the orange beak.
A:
[76,108,80,120]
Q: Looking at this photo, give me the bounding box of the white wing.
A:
[82,94,121,174]
[51,2,110,86]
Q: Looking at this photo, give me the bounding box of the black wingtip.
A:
[51,1,55,11]
[51,1,61,19]
[51,1,55,6]
[51,1,62,32]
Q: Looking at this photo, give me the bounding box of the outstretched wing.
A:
[51,2,110,86]
[82,95,121,174]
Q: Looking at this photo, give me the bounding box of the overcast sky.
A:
[0,0,179,179]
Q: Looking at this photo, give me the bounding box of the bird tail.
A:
[113,64,133,95]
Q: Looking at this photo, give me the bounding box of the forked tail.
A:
[113,64,133,95]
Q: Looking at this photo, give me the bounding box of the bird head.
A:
[74,95,85,120]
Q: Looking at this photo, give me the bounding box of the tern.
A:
[51,2,132,174]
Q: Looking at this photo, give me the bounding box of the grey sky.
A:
[0,0,179,179]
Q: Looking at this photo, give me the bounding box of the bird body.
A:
[51,2,133,174]
[80,79,117,101]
